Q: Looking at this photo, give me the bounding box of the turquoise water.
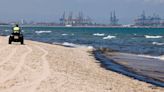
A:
[0,26,164,87]
[0,27,164,56]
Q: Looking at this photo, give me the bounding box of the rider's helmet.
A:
[15,24,19,27]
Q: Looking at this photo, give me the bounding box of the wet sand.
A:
[0,36,163,92]
[103,51,164,82]
[95,48,164,87]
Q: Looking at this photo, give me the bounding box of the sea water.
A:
[0,26,164,86]
[1,27,164,56]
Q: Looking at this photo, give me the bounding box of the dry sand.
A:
[0,36,163,92]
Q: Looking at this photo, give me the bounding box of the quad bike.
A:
[9,32,24,45]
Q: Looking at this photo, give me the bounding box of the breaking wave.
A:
[152,42,164,46]
[93,33,105,36]
[35,31,52,34]
[53,42,94,49]
[103,35,116,40]
[145,35,163,39]
[62,34,68,36]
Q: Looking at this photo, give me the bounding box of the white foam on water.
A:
[87,46,94,50]
[62,42,76,47]
[35,31,52,34]
[160,55,164,60]
[52,42,62,45]
[62,42,94,49]
[6,35,10,38]
[53,42,94,49]
[93,33,105,36]
[152,42,164,46]
[138,54,164,61]
[144,35,163,39]
[62,34,68,36]
[103,35,116,40]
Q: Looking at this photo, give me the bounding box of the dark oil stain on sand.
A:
[94,48,164,87]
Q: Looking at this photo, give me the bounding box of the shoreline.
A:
[94,49,164,87]
[0,36,163,92]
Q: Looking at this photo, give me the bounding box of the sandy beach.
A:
[0,36,163,92]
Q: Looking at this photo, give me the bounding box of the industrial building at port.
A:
[59,12,93,26]
[1,11,164,27]
[134,11,164,27]
[59,11,164,27]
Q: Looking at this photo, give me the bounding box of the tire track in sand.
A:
[0,47,17,66]
[0,44,10,57]
[0,45,32,83]
[28,45,50,92]
[0,44,50,92]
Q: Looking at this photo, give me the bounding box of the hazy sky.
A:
[0,0,164,24]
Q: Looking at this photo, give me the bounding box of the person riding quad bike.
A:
[9,24,24,44]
